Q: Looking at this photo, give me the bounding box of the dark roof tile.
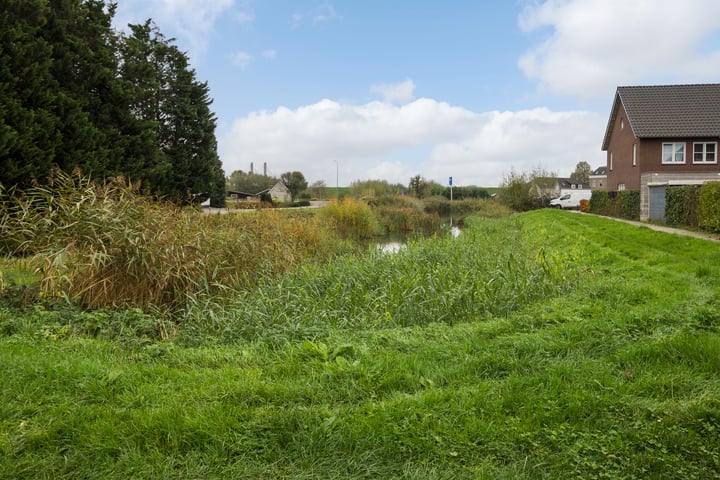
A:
[602,83,720,150]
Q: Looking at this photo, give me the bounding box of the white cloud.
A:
[113,0,240,59]
[292,3,339,28]
[261,49,278,59]
[370,79,416,104]
[230,51,252,68]
[219,98,607,187]
[313,4,338,24]
[519,0,720,98]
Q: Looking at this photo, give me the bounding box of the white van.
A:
[549,190,591,209]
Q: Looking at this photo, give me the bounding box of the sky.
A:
[112,0,720,188]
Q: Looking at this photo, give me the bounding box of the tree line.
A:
[0,0,225,206]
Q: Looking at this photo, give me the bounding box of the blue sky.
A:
[113,1,720,187]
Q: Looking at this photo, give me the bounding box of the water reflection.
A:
[378,242,405,254]
[376,226,461,254]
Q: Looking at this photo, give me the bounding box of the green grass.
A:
[2,210,720,478]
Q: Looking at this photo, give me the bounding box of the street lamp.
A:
[334,160,339,197]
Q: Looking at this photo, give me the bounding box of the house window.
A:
[620,118,624,130]
[693,142,717,164]
[609,152,613,171]
[618,183,626,191]
[662,143,685,164]
[632,144,637,166]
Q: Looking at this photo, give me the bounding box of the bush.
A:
[579,199,590,213]
[589,190,639,220]
[699,181,720,232]
[617,190,640,220]
[589,190,613,215]
[665,185,699,227]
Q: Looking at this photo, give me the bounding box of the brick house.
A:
[601,84,720,221]
[588,166,606,191]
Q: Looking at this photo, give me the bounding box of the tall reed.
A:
[319,197,384,239]
[1,170,348,311]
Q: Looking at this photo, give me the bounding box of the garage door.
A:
[648,185,666,222]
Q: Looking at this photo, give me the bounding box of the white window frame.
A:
[662,142,686,164]
[693,142,717,164]
[618,183,626,191]
[609,152,613,171]
[632,144,637,166]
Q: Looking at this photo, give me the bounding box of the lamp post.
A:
[449,176,453,226]
[335,160,339,198]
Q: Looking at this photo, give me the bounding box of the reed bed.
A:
[179,215,582,341]
[1,170,348,311]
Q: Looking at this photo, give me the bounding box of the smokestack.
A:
[264,162,267,176]
[250,162,254,174]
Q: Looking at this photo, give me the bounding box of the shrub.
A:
[589,190,639,220]
[579,199,590,213]
[665,185,699,227]
[699,181,720,232]
[589,190,613,215]
[617,190,640,220]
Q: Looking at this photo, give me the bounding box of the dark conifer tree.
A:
[0,0,59,187]
[0,1,224,201]
[119,21,223,202]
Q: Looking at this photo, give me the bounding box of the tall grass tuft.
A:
[368,195,441,235]
[1,169,348,311]
[319,197,384,239]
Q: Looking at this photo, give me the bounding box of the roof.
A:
[558,177,585,189]
[590,166,607,176]
[601,83,720,150]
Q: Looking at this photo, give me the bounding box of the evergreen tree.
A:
[0,0,60,187]
[42,0,128,177]
[119,21,223,202]
[0,2,224,199]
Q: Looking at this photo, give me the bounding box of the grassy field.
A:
[2,209,720,478]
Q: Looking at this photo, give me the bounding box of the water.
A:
[375,226,460,254]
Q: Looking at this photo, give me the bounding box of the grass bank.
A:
[2,210,720,478]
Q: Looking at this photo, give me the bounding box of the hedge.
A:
[589,190,639,220]
[699,181,720,233]
[665,185,699,227]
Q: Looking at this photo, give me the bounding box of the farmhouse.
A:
[260,180,292,203]
[226,181,292,204]
[601,84,720,221]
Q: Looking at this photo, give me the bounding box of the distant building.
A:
[589,166,607,190]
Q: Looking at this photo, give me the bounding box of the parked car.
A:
[549,190,591,210]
